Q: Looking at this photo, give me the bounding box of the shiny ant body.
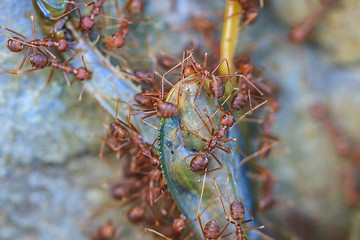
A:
[0,15,70,71]
[213,174,264,240]
[52,0,106,31]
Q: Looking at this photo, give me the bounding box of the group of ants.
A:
[0,0,289,240]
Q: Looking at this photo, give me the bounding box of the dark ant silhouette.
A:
[236,0,264,30]
[289,0,339,43]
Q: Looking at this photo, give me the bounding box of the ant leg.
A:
[239,14,257,31]
[30,15,37,55]
[63,52,78,65]
[63,71,71,86]
[241,204,254,224]
[192,100,212,135]
[238,140,279,167]
[205,152,223,174]
[184,152,201,161]
[49,2,88,20]
[140,111,158,129]
[176,75,202,106]
[203,53,208,69]
[212,177,232,239]
[43,67,55,90]
[18,46,31,72]
[218,73,263,96]
[158,52,194,100]
[211,58,231,76]
[0,26,29,40]
[78,81,86,101]
[144,228,172,240]
[149,137,158,150]
[197,173,208,240]
[214,145,232,154]
[42,46,57,59]
[180,125,207,143]
[231,100,267,130]
[81,34,100,69]
[197,90,238,131]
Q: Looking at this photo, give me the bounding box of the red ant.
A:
[90,220,120,240]
[0,15,70,71]
[183,108,236,174]
[236,0,264,30]
[145,214,192,240]
[123,0,145,15]
[179,52,263,129]
[312,103,360,207]
[3,51,91,90]
[195,174,227,240]
[102,1,151,49]
[213,173,265,239]
[120,54,194,129]
[51,0,106,31]
[289,0,339,43]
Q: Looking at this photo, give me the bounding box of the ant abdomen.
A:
[231,92,247,110]
[230,200,245,220]
[203,219,220,239]
[190,154,209,172]
[29,53,49,69]
[7,37,24,52]
[109,122,128,140]
[210,77,225,99]
[156,102,178,118]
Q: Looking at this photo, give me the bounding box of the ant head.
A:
[57,38,69,52]
[238,63,253,75]
[103,32,125,49]
[221,111,235,128]
[194,62,202,70]
[183,65,196,78]
[91,6,102,16]
[128,0,145,15]
[80,15,95,30]
[95,221,116,240]
[152,157,160,167]
[230,200,245,221]
[190,154,209,172]
[76,66,91,80]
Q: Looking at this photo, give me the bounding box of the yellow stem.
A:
[220,0,242,75]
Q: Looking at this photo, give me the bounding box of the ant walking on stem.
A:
[51,0,106,31]
[182,109,236,174]
[115,53,193,129]
[179,52,264,132]
[0,15,71,72]
[213,173,265,239]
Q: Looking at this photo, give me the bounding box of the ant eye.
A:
[112,34,116,38]
[153,162,157,166]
